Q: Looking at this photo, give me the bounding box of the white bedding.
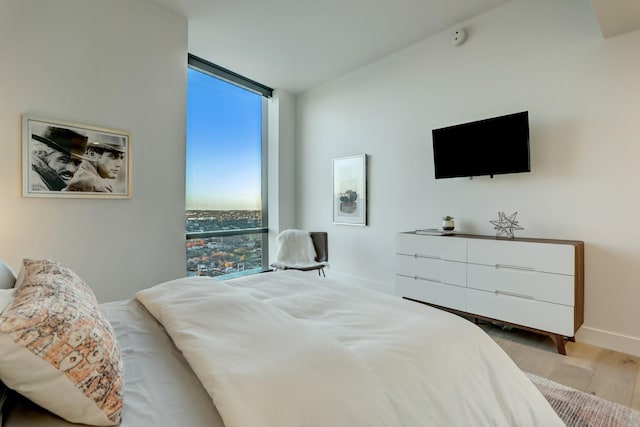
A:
[137,271,564,427]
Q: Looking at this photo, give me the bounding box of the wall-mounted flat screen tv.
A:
[432,111,530,179]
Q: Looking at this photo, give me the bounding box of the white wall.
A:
[268,90,297,256]
[0,0,188,302]
[296,1,640,355]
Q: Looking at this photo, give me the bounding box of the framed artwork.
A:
[22,115,132,199]
[332,154,367,226]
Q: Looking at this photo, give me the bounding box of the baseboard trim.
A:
[576,326,640,357]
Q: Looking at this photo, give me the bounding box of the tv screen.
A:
[432,111,530,179]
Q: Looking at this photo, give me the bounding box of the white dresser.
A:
[395,232,584,354]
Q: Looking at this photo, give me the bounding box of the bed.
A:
[0,259,564,426]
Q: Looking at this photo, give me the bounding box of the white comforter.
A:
[136,271,564,427]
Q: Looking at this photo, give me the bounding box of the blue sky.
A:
[186,68,262,210]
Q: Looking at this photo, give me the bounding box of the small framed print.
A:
[22,115,131,199]
[333,154,367,226]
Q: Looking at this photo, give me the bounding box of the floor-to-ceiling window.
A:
[185,54,272,278]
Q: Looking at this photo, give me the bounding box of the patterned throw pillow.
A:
[0,259,123,426]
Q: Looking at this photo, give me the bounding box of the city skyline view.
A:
[185,209,264,277]
[185,67,263,211]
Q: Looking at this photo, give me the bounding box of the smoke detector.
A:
[450,29,467,46]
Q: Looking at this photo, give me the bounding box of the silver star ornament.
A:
[489,211,524,239]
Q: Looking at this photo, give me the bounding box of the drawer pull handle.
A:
[418,276,442,283]
[416,254,441,260]
[495,264,535,272]
[396,273,442,283]
[494,290,535,300]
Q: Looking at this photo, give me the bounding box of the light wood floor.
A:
[480,322,640,410]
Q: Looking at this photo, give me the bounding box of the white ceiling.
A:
[151,0,640,93]
[151,0,510,93]
[592,0,640,38]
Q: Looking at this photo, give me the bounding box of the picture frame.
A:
[332,154,367,226]
[22,115,132,199]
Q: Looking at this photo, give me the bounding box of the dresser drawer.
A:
[466,288,575,336]
[467,264,574,306]
[467,239,575,275]
[396,275,466,312]
[396,254,466,287]
[396,233,466,262]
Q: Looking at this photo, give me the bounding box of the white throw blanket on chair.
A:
[273,229,318,268]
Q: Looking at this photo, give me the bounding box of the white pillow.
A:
[13,264,25,289]
[0,261,16,290]
[0,289,15,314]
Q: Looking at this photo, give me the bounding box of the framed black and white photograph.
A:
[22,115,132,199]
[333,154,367,226]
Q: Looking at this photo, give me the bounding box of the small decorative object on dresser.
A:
[442,216,455,231]
[489,211,524,239]
[415,228,454,236]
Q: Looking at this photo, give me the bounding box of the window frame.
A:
[186,54,272,276]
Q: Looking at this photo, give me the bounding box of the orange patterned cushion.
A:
[0,259,123,426]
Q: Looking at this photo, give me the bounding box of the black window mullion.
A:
[187,54,273,98]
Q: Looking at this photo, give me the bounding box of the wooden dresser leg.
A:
[554,334,567,355]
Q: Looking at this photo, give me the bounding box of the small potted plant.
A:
[442,215,455,231]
